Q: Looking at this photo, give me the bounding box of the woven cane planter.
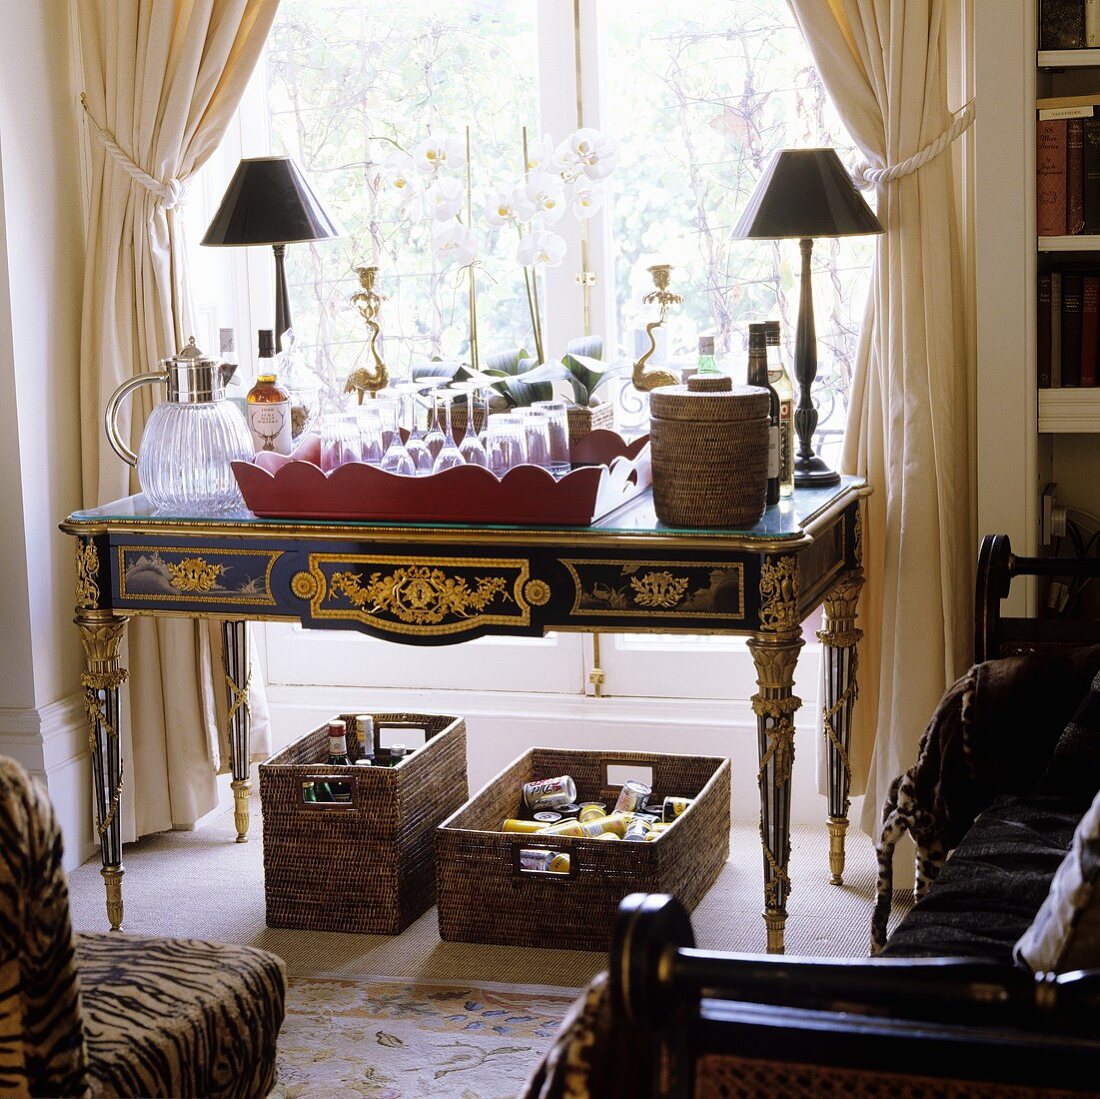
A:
[649,376,769,527]
[260,712,467,934]
[566,401,614,446]
[435,746,730,951]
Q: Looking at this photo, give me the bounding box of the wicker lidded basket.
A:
[649,375,770,527]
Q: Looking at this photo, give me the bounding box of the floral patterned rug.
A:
[270,974,579,1098]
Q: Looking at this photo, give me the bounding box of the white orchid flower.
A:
[572,182,605,219]
[515,230,567,268]
[524,133,555,174]
[380,151,419,191]
[432,219,477,267]
[573,128,618,180]
[485,187,537,227]
[524,171,565,224]
[412,134,466,177]
[429,177,466,221]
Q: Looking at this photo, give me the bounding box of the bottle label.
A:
[328,734,348,757]
[768,426,780,480]
[247,400,292,454]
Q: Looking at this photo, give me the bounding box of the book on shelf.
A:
[1038,265,1100,389]
[1040,0,1087,49]
[1038,119,1068,236]
[1070,118,1086,234]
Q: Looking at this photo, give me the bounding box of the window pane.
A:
[265,0,539,398]
[601,1,874,461]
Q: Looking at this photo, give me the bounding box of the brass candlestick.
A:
[632,263,681,392]
[345,265,389,403]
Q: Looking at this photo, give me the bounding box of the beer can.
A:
[578,802,607,822]
[614,780,652,815]
[594,831,621,841]
[662,796,694,823]
[519,849,571,873]
[542,818,604,838]
[502,818,549,834]
[523,775,577,812]
[623,818,652,842]
[582,812,630,837]
[557,803,583,819]
[533,811,562,823]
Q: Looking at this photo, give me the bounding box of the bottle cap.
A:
[258,329,275,358]
[219,327,236,354]
[328,719,346,733]
[354,759,372,767]
[748,323,767,350]
[698,335,715,355]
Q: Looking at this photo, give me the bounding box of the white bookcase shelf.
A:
[1039,49,1100,68]
[1039,388,1100,432]
[1040,234,1100,251]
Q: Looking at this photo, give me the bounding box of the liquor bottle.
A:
[302,780,318,803]
[246,329,292,455]
[765,320,795,498]
[696,335,720,376]
[747,323,780,506]
[325,719,353,802]
[355,714,375,765]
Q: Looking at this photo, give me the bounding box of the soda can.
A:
[502,818,549,834]
[533,811,562,823]
[557,803,583,819]
[594,832,621,841]
[542,818,603,838]
[519,849,570,873]
[583,812,630,837]
[523,775,577,812]
[662,796,694,823]
[614,780,652,815]
[623,817,652,842]
[578,802,607,823]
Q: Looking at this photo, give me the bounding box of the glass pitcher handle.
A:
[103,370,168,467]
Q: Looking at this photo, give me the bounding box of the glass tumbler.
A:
[532,399,572,477]
[520,408,552,470]
[319,413,361,472]
[356,402,385,465]
[486,413,527,477]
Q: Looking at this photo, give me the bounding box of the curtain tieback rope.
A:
[851,98,975,190]
[79,93,188,210]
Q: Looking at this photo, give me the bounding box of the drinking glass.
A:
[520,408,552,471]
[432,393,465,473]
[319,413,360,472]
[356,401,385,466]
[424,391,447,462]
[532,399,572,477]
[457,386,489,468]
[487,413,527,477]
[398,387,433,474]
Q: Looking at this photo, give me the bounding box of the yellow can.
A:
[578,802,608,823]
[583,812,631,837]
[594,832,621,841]
[502,818,549,833]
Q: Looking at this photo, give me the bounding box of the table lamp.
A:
[201,155,344,352]
[733,148,883,487]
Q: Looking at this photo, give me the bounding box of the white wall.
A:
[0,2,92,869]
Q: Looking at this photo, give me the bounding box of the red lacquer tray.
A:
[231,430,651,526]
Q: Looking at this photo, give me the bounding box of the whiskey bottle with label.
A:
[747,322,780,506]
[765,320,795,498]
[246,329,292,454]
[325,719,353,802]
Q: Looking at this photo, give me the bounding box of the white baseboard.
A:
[0,692,96,871]
[266,685,864,829]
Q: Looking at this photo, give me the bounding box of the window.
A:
[189,0,870,703]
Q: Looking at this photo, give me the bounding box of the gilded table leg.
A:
[747,630,804,954]
[818,571,864,886]
[221,620,252,842]
[76,609,129,931]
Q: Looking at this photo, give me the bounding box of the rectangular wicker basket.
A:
[435,746,730,951]
[260,712,467,935]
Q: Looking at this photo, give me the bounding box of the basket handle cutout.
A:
[376,721,430,752]
[604,762,654,789]
[299,775,359,810]
[513,843,580,880]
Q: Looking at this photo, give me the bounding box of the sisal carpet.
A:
[66,801,909,1096]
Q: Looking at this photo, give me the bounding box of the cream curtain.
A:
[77,0,280,840]
[787,0,973,836]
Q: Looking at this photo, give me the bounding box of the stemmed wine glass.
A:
[457,384,489,468]
[432,392,465,473]
[424,391,447,462]
[380,389,416,476]
[398,385,433,475]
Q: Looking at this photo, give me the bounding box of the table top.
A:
[64,477,867,552]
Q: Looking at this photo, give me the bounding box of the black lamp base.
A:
[794,455,841,488]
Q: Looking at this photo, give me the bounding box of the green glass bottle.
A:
[326,720,353,802]
[302,780,318,803]
[696,335,719,375]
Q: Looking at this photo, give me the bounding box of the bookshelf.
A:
[975,2,1100,607]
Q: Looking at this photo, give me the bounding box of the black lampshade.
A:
[201,155,344,246]
[733,148,883,240]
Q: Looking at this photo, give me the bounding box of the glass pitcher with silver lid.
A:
[104,337,255,513]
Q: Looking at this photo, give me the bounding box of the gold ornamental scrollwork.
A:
[524,579,551,607]
[759,556,799,632]
[76,539,101,608]
[329,566,513,627]
[629,570,689,609]
[291,570,321,601]
[853,503,863,567]
[166,556,225,593]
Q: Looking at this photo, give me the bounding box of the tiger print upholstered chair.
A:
[0,756,286,1098]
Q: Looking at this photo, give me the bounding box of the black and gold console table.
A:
[62,477,868,953]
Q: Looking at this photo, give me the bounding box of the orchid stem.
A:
[520,126,545,364]
[465,125,479,372]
